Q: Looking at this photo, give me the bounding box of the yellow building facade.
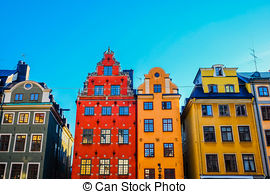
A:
[137,67,184,179]
[182,65,265,178]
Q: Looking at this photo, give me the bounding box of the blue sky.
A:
[1,0,270,136]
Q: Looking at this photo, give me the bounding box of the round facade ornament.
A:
[24,83,32,90]
[154,72,160,78]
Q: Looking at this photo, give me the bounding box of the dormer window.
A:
[225,85,235,93]
[104,66,112,76]
[208,85,218,93]
[215,67,224,76]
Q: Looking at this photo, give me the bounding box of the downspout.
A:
[0,93,5,130]
[251,84,270,178]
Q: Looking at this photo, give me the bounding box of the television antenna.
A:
[250,48,258,72]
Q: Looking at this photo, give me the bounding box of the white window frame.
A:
[241,153,256,173]
[1,112,15,125]
[0,162,7,179]
[17,112,30,125]
[205,153,220,173]
[26,162,40,179]
[213,65,225,77]
[223,153,238,173]
[0,133,12,152]
[13,133,28,152]
[220,126,234,142]
[235,104,248,117]
[29,134,43,152]
[237,125,252,142]
[9,162,24,179]
[32,112,46,125]
[202,126,216,142]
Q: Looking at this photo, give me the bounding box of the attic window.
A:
[24,83,32,90]
[104,66,112,76]
[215,67,223,76]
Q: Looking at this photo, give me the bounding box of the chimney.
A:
[17,60,30,81]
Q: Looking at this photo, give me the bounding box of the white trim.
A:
[32,112,46,125]
[201,104,213,117]
[241,153,256,173]
[222,153,238,173]
[17,112,30,125]
[1,112,15,125]
[213,65,225,77]
[218,104,230,117]
[220,125,234,142]
[26,162,40,179]
[29,134,43,152]
[13,133,27,152]
[9,162,24,179]
[205,153,220,173]
[0,162,7,179]
[0,133,12,152]
[202,125,216,142]
[235,104,248,117]
[24,83,33,90]
[237,125,252,142]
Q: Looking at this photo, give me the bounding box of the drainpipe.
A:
[0,93,5,130]
[251,84,270,178]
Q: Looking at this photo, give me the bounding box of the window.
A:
[144,119,154,132]
[118,159,129,175]
[261,106,270,120]
[82,129,93,144]
[27,163,39,179]
[203,126,216,142]
[238,126,251,142]
[30,135,42,152]
[34,113,45,124]
[144,169,155,179]
[202,105,213,116]
[258,86,269,97]
[215,67,223,76]
[104,66,112,76]
[224,154,237,172]
[10,163,23,179]
[219,105,230,116]
[221,126,233,142]
[30,93,39,101]
[242,154,256,172]
[225,85,235,93]
[236,105,247,116]
[0,163,6,179]
[154,84,161,93]
[111,85,120,96]
[144,143,154,157]
[206,154,219,172]
[164,143,174,157]
[162,101,171,110]
[208,85,218,93]
[164,169,175,179]
[14,134,27,152]
[265,130,270,146]
[80,159,91,175]
[2,113,14,124]
[118,129,129,144]
[163,119,173,132]
[100,129,111,144]
[119,106,129,116]
[99,159,110,175]
[144,102,153,110]
[18,113,29,124]
[94,86,104,96]
[85,107,94,116]
[0,135,10,152]
[102,107,112,116]
[15,94,23,101]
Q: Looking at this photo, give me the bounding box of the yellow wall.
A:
[137,67,184,179]
[182,66,264,178]
[61,125,74,166]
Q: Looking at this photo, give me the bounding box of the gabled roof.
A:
[0,70,17,77]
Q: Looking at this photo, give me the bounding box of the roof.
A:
[189,84,253,99]
[238,72,270,82]
[0,70,17,77]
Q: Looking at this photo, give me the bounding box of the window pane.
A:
[10,164,22,179]
[27,164,39,179]
[104,66,112,76]
[31,135,42,151]
[0,135,10,151]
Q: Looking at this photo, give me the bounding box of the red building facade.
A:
[72,49,136,179]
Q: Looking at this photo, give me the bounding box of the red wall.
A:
[72,50,136,179]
